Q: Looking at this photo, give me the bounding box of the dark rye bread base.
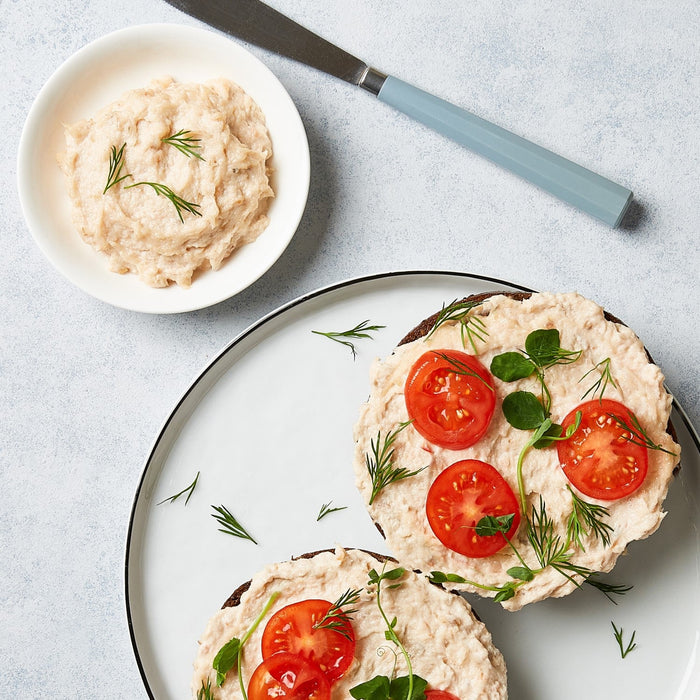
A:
[221,548,396,609]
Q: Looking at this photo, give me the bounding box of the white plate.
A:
[125,271,700,699]
[17,24,310,314]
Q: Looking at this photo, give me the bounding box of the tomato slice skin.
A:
[248,652,331,700]
[425,691,461,700]
[261,599,355,684]
[557,399,649,501]
[426,459,521,558]
[404,350,496,450]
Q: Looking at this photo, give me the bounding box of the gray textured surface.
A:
[2,0,698,697]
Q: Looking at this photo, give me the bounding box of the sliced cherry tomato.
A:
[261,600,355,684]
[557,399,648,500]
[248,652,331,700]
[426,459,521,558]
[425,691,461,700]
[404,350,496,450]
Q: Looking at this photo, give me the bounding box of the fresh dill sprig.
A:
[426,299,488,353]
[157,471,200,506]
[609,412,678,456]
[611,621,637,658]
[211,505,257,544]
[566,485,613,550]
[432,351,495,392]
[316,500,348,521]
[124,180,202,223]
[366,421,426,505]
[162,129,205,160]
[580,357,617,402]
[311,320,385,359]
[103,143,132,193]
[586,574,633,604]
[527,496,594,586]
[313,588,362,640]
[197,678,214,700]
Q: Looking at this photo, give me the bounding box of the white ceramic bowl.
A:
[17,23,310,314]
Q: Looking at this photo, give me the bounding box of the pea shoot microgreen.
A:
[491,328,582,418]
[608,412,678,456]
[426,298,488,353]
[212,592,279,693]
[366,422,427,505]
[211,505,257,544]
[580,357,617,402]
[103,143,132,193]
[611,621,637,658]
[311,319,385,359]
[316,500,348,521]
[124,180,202,223]
[312,588,362,640]
[350,567,428,700]
[161,129,205,160]
[157,471,200,506]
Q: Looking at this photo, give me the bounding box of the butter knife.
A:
[165,0,633,227]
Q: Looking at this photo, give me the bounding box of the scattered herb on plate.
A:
[312,319,385,359]
[211,504,257,544]
[157,471,200,506]
[611,621,637,658]
[317,500,348,521]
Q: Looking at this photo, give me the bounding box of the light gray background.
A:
[2,1,698,697]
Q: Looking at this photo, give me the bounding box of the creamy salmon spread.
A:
[191,548,507,698]
[58,77,273,287]
[353,292,680,610]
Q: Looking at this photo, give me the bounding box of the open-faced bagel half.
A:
[191,548,507,698]
[353,292,680,610]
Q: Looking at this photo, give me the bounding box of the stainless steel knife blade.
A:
[164,0,387,93]
[163,0,633,226]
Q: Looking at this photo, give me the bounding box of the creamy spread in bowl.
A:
[58,76,274,288]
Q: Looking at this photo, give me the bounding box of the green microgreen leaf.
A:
[212,592,279,690]
[502,391,547,430]
[157,471,200,506]
[525,329,582,368]
[532,422,563,449]
[490,352,536,381]
[428,571,468,584]
[350,675,391,700]
[475,513,515,537]
[506,566,535,582]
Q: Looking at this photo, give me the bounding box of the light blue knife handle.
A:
[377,76,632,227]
